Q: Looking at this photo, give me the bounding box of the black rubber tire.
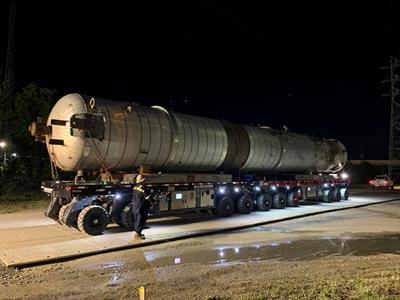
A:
[77,205,109,235]
[58,201,75,225]
[102,202,115,225]
[113,216,124,227]
[46,190,62,220]
[323,190,335,203]
[340,188,350,200]
[332,188,341,202]
[237,193,253,214]
[256,193,272,211]
[272,193,286,209]
[108,203,125,227]
[286,192,298,207]
[102,201,112,215]
[121,205,135,230]
[58,204,69,225]
[317,189,324,201]
[216,196,234,217]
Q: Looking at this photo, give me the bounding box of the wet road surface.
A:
[143,234,400,267]
[1,191,400,299]
[1,189,399,267]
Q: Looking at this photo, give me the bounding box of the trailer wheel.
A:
[102,201,113,215]
[317,188,324,201]
[108,204,123,226]
[58,201,76,226]
[322,190,335,203]
[273,193,286,209]
[237,193,253,214]
[256,193,272,211]
[286,192,298,207]
[216,196,234,217]
[121,205,135,230]
[332,188,341,202]
[340,188,350,200]
[77,205,109,235]
[58,204,69,225]
[45,190,62,220]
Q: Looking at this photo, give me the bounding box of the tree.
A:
[0,82,57,198]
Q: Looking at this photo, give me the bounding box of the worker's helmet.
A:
[135,174,146,184]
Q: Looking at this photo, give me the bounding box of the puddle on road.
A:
[82,260,126,271]
[78,260,128,287]
[144,235,400,267]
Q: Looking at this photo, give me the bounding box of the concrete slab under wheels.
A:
[0,191,398,267]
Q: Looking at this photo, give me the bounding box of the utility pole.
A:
[1,0,17,142]
[381,56,400,179]
[5,0,17,95]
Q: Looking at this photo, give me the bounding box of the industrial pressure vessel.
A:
[33,93,347,174]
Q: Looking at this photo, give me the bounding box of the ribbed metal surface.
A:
[89,101,174,170]
[45,93,347,174]
[312,140,328,172]
[131,104,172,168]
[240,126,281,171]
[218,122,249,171]
[163,112,228,171]
[47,94,228,172]
[275,132,316,172]
[92,98,128,169]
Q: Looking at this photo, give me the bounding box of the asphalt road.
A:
[0,189,398,267]
[0,190,399,299]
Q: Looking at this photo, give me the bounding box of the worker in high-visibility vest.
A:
[132,174,150,239]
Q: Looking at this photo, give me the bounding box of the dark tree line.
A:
[0,82,56,199]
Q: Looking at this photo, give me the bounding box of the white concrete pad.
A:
[0,192,398,267]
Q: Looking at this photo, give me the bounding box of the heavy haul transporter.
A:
[30,93,349,235]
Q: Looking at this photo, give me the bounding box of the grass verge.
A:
[0,192,49,214]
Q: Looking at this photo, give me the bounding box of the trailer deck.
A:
[0,192,398,268]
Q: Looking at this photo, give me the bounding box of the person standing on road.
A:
[132,174,150,240]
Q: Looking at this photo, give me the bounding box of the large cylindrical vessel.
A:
[34,93,347,174]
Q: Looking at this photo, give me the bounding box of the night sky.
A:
[1,1,399,159]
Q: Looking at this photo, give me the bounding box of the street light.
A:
[0,141,6,167]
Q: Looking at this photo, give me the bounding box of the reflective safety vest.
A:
[134,185,145,193]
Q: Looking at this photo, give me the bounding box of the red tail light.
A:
[369,180,373,185]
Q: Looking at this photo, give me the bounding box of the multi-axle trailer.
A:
[43,173,349,235]
[32,93,349,235]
